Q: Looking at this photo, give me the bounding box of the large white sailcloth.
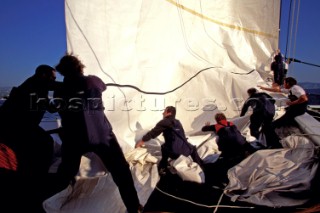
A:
[43,1,281,212]
[64,0,280,150]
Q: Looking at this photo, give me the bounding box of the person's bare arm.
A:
[135,140,145,148]
[258,85,281,92]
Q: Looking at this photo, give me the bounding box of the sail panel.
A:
[64,0,280,155]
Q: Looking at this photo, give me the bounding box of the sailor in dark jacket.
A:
[201,112,252,159]
[271,53,285,86]
[240,88,281,148]
[135,106,203,172]
[0,65,59,213]
[54,53,142,213]
[0,65,58,176]
[0,65,57,128]
[201,112,253,186]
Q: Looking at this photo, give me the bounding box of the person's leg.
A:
[272,110,293,128]
[56,143,83,192]
[263,117,282,148]
[31,126,54,176]
[203,158,230,187]
[249,114,263,139]
[95,134,140,213]
[158,145,170,170]
[190,146,203,167]
[272,106,304,128]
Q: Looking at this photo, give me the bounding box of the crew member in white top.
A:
[258,77,308,128]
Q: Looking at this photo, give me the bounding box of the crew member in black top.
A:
[201,112,255,186]
[271,51,285,86]
[240,88,281,148]
[135,106,203,173]
[54,53,142,213]
[0,64,58,176]
[0,64,59,212]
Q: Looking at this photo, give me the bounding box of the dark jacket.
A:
[240,92,275,118]
[142,115,194,158]
[202,120,248,158]
[0,75,52,128]
[55,74,113,146]
[271,54,284,85]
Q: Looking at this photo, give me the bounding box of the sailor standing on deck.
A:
[0,65,59,212]
[0,64,58,177]
[240,88,281,148]
[54,53,143,213]
[271,49,285,87]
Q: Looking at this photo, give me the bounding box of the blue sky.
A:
[0,0,319,87]
[279,0,320,85]
[0,0,66,86]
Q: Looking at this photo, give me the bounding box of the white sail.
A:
[63,0,280,150]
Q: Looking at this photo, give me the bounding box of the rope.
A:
[286,58,320,68]
[213,190,225,213]
[291,133,320,137]
[105,68,256,95]
[155,185,255,209]
[105,66,215,95]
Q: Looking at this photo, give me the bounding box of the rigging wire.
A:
[286,58,320,68]
[199,0,226,49]
[292,0,301,71]
[284,0,293,59]
[288,0,296,71]
[283,0,320,68]
[176,0,215,65]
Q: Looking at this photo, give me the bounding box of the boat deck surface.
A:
[143,170,320,213]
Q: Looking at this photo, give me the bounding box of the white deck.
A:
[295,113,320,146]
